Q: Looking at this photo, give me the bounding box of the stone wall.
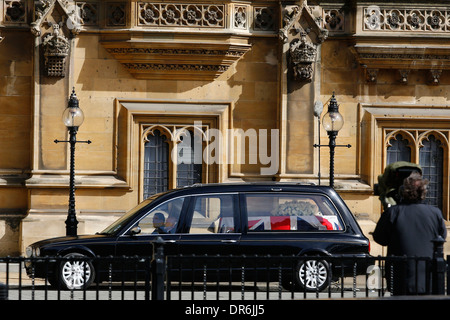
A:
[0,0,448,256]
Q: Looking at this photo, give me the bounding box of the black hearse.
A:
[26,183,370,291]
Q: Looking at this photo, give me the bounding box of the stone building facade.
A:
[0,0,449,255]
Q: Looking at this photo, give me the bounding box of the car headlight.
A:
[25,246,40,257]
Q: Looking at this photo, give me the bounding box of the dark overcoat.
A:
[373,202,447,295]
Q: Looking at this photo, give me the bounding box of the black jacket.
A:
[373,202,447,294]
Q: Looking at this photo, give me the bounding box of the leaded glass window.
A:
[387,134,411,164]
[143,130,169,199]
[143,126,207,199]
[419,135,443,209]
[381,124,449,220]
[176,130,202,187]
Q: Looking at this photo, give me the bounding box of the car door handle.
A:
[221,239,238,243]
[165,240,177,243]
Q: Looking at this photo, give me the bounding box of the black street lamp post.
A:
[313,93,350,188]
[54,89,91,236]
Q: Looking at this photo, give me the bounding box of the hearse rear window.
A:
[245,193,343,232]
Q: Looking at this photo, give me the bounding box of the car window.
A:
[136,197,185,235]
[245,193,343,232]
[101,193,163,235]
[189,195,236,234]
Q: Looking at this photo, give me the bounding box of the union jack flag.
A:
[248,216,341,231]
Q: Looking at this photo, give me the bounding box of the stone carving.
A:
[42,23,70,77]
[136,2,276,31]
[31,0,81,36]
[280,3,328,82]
[354,48,449,85]
[323,8,344,32]
[102,40,251,80]
[104,47,246,57]
[4,0,27,23]
[364,6,450,32]
[365,68,378,83]
[123,63,228,73]
[399,69,410,84]
[107,3,126,26]
[137,3,224,28]
[76,2,98,26]
[289,32,317,81]
[31,0,79,77]
[429,70,442,85]
[234,5,247,29]
[254,6,276,31]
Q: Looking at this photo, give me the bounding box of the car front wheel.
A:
[57,253,95,290]
[296,259,330,292]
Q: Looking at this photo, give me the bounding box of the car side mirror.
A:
[130,226,141,236]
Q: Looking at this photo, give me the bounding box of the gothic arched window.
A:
[142,124,211,199]
[176,130,203,187]
[143,129,169,198]
[387,133,411,164]
[419,135,444,209]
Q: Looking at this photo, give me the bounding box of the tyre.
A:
[296,259,330,292]
[56,253,95,290]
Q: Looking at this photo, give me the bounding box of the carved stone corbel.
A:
[365,68,379,83]
[289,32,317,81]
[279,3,328,82]
[32,0,81,77]
[42,23,70,77]
[399,69,410,84]
[429,69,442,85]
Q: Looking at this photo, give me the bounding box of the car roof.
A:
[160,182,336,198]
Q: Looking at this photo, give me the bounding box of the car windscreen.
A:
[99,194,160,235]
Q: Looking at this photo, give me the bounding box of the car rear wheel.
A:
[296,259,330,292]
[57,253,95,290]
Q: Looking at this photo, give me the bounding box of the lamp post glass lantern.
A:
[320,92,350,188]
[322,97,344,133]
[54,88,91,236]
[62,104,84,128]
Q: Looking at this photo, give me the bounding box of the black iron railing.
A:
[0,238,447,300]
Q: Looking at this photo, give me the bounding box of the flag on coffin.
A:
[248,216,342,231]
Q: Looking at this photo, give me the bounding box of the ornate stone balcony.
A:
[2,0,279,80]
[351,4,450,84]
[100,34,252,80]
[97,2,274,80]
